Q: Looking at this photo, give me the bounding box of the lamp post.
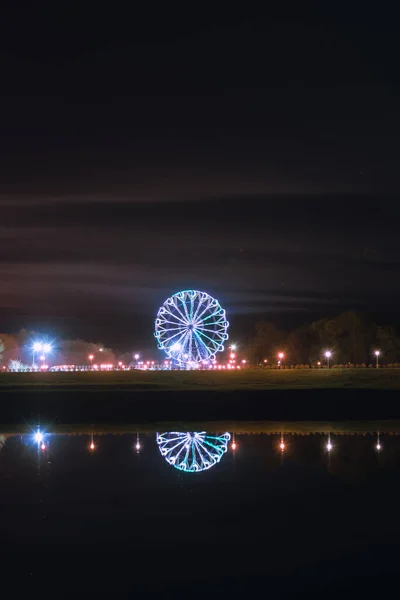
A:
[375,350,380,368]
[88,354,94,369]
[278,352,284,367]
[325,351,332,369]
[32,342,42,369]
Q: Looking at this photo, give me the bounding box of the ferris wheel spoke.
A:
[171,300,189,325]
[191,293,207,322]
[157,323,187,333]
[195,329,222,352]
[193,330,212,358]
[177,295,191,322]
[195,310,225,326]
[195,324,226,334]
[192,331,203,361]
[162,305,188,325]
[161,329,188,345]
[193,301,216,324]
[194,437,216,462]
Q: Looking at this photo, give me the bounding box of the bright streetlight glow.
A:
[375,350,380,356]
[326,435,333,452]
[231,441,237,450]
[34,431,43,444]
[325,350,332,368]
[278,352,284,360]
[230,344,237,351]
[42,343,52,354]
[375,350,380,368]
[41,442,46,451]
[134,354,140,360]
[33,342,42,352]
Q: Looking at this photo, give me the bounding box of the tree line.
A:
[245,311,400,366]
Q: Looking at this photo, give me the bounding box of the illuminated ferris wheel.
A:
[154,290,229,367]
[156,432,231,472]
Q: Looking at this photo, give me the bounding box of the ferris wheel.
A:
[154,290,229,367]
[157,432,231,472]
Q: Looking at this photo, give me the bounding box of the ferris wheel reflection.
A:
[156,431,231,472]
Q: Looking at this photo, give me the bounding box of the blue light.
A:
[154,290,229,368]
[34,431,43,443]
[156,432,231,472]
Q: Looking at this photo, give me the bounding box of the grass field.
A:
[1,368,400,390]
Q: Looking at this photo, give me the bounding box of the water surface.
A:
[1,429,399,595]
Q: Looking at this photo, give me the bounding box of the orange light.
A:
[231,442,237,450]
[280,442,285,451]
[90,442,95,450]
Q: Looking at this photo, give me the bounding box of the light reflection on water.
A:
[0,428,398,477]
[2,426,400,593]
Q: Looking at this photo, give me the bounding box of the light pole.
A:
[32,342,42,369]
[88,354,94,369]
[278,352,284,367]
[325,351,332,368]
[375,350,380,368]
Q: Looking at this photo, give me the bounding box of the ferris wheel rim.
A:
[154,289,229,366]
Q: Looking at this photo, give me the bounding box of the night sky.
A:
[1,4,400,349]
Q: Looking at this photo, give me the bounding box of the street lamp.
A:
[32,342,52,368]
[88,354,94,368]
[325,351,332,368]
[32,342,42,368]
[277,352,284,367]
[374,350,380,368]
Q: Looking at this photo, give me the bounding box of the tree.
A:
[375,325,400,363]
[247,321,285,365]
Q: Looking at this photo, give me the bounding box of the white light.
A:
[34,431,43,443]
[42,343,52,353]
[33,342,42,352]
[41,442,46,451]
[231,344,237,350]
[134,354,140,360]
[376,443,382,451]
[375,350,380,356]
[325,351,332,358]
[135,443,140,451]
[171,342,181,352]
[280,442,285,451]
[326,441,333,451]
